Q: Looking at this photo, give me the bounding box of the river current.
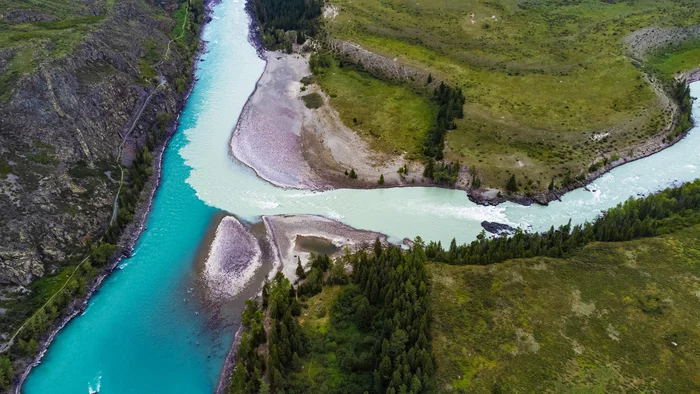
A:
[23,0,700,392]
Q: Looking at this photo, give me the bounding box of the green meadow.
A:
[430,226,700,392]
[315,58,437,157]
[324,0,700,190]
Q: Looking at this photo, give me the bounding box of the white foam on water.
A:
[87,374,101,394]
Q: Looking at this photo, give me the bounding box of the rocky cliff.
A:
[0,0,192,286]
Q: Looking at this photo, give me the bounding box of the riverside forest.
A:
[0,0,699,393]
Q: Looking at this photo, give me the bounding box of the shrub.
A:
[506,174,518,193]
[301,92,323,109]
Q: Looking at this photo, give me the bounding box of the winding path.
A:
[0,0,191,355]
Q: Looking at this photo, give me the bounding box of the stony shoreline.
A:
[10,0,217,390]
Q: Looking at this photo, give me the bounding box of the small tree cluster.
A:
[424,82,465,160]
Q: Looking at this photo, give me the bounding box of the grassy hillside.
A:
[0,0,110,100]
[430,227,700,392]
[324,0,700,189]
[226,180,700,393]
[649,38,700,79]
[313,57,437,157]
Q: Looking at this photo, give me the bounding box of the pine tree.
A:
[506,174,518,193]
[261,280,270,309]
[295,257,306,279]
[374,238,383,257]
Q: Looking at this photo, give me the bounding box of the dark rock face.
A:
[481,221,515,235]
[1,9,56,24]
[0,0,188,285]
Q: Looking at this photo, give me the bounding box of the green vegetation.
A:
[312,55,437,157]
[251,0,322,50]
[227,179,700,392]
[425,177,700,266]
[229,273,306,393]
[667,79,694,142]
[430,226,700,392]
[423,159,460,186]
[0,241,117,360]
[292,246,433,393]
[0,160,12,179]
[0,357,12,391]
[138,39,161,83]
[170,0,205,93]
[424,83,465,160]
[27,152,57,165]
[505,173,517,193]
[325,0,700,190]
[301,92,323,109]
[0,0,108,100]
[649,38,700,79]
[229,246,434,394]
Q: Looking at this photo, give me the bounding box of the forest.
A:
[229,243,433,394]
[427,177,700,266]
[668,79,694,141]
[251,0,322,50]
[226,178,700,392]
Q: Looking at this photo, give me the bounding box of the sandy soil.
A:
[230,53,325,189]
[231,51,439,190]
[263,214,387,280]
[197,213,387,298]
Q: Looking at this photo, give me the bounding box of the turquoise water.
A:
[23,0,700,391]
[21,2,253,392]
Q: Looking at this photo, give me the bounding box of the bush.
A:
[301,92,323,109]
[506,174,518,193]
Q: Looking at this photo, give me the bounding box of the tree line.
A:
[667,79,693,141]
[424,82,465,161]
[427,178,700,266]
[229,273,308,393]
[251,0,322,50]
[423,159,460,186]
[229,242,434,394]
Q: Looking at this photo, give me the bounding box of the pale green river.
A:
[22,0,700,392]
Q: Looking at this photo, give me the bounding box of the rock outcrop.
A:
[625,24,700,60]
[0,0,189,285]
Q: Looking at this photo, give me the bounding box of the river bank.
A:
[18,0,699,388]
[12,1,217,390]
[229,47,697,207]
[207,212,390,392]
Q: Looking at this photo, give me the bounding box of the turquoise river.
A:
[22,0,700,392]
